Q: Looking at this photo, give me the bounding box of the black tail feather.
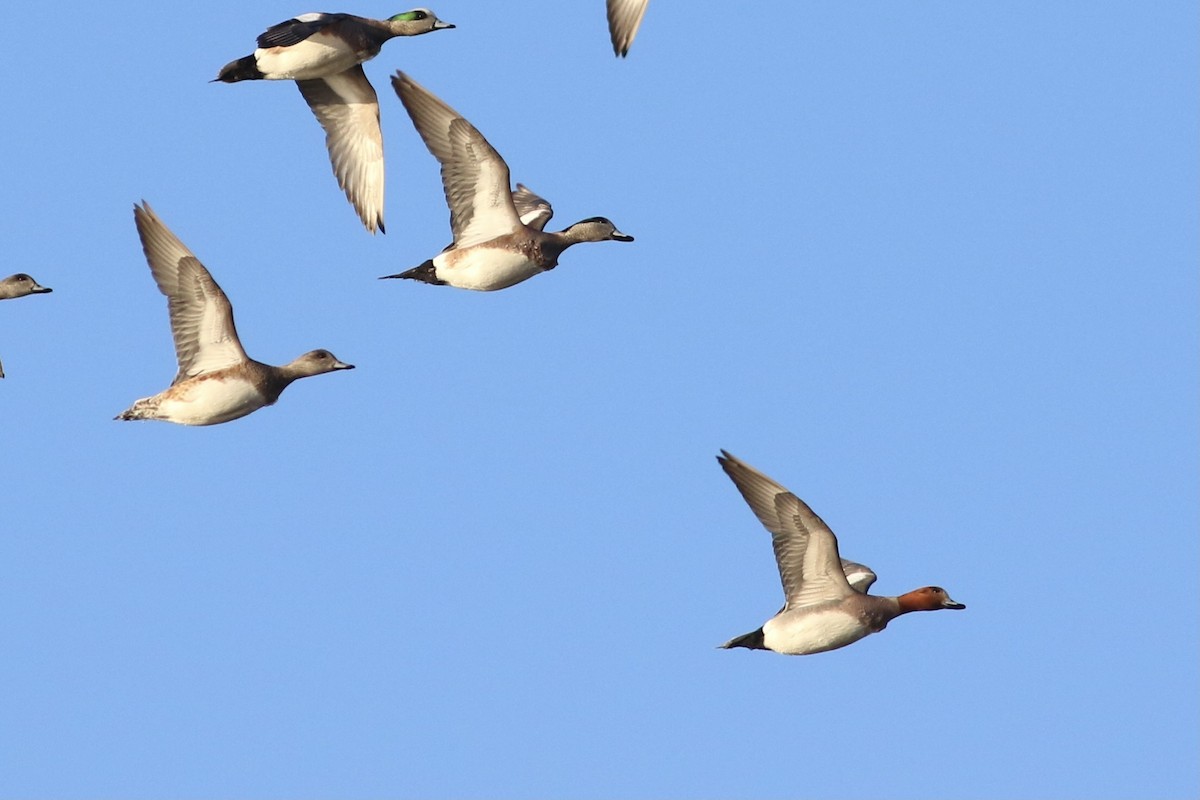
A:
[719,627,766,650]
[214,55,263,83]
[379,260,444,285]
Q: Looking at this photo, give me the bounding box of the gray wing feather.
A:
[840,559,878,593]
[391,71,521,247]
[606,0,650,56]
[133,203,247,382]
[512,183,554,230]
[718,451,856,609]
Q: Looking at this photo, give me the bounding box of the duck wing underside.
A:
[297,66,385,234]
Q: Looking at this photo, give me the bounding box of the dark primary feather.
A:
[256,14,344,49]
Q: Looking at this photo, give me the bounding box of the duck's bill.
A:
[942,597,966,610]
[332,361,356,371]
[31,285,52,293]
[611,231,634,242]
[434,20,455,29]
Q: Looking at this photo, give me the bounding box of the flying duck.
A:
[380,72,634,292]
[215,10,455,234]
[116,202,353,425]
[717,451,965,655]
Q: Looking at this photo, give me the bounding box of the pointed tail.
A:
[379,260,444,285]
[719,627,766,650]
[214,55,263,83]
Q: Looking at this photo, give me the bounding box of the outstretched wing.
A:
[392,71,522,249]
[718,451,856,609]
[133,202,248,383]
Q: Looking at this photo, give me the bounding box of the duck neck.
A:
[535,231,575,265]
[556,221,607,245]
[540,224,598,262]
[273,362,310,386]
[254,363,303,402]
[895,590,934,614]
[382,19,430,38]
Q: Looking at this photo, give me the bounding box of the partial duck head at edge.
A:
[0,273,53,299]
[897,586,966,613]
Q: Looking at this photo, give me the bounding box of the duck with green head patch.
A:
[215,10,455,234]
[380,73,634,292]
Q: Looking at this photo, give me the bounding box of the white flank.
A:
[154,377,267,426]
[254,34,363,81]
[762,609,873,656]
[437,248,540,292]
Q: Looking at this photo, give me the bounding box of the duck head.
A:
[0,273,53,299]
[387,9,455,34]
[287,349,356,378]
[897,586,966,613]
[566,217,634,243]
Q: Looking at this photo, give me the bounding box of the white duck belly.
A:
[254,33,367,80]
[153,376,269,426]
[437,248,541,292]
[762,608,874,655]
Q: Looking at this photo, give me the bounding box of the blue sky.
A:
[1,2,1196,797]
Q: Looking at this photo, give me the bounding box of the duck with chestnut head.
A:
[717,451,965,656]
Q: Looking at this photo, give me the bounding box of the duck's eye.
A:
[414,11,427,19]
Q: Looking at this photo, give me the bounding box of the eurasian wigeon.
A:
[717,451,965,655]
[215,9,455,234]
[0,272,53,379]
[379,72,634,292]
[115,202,353,426]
